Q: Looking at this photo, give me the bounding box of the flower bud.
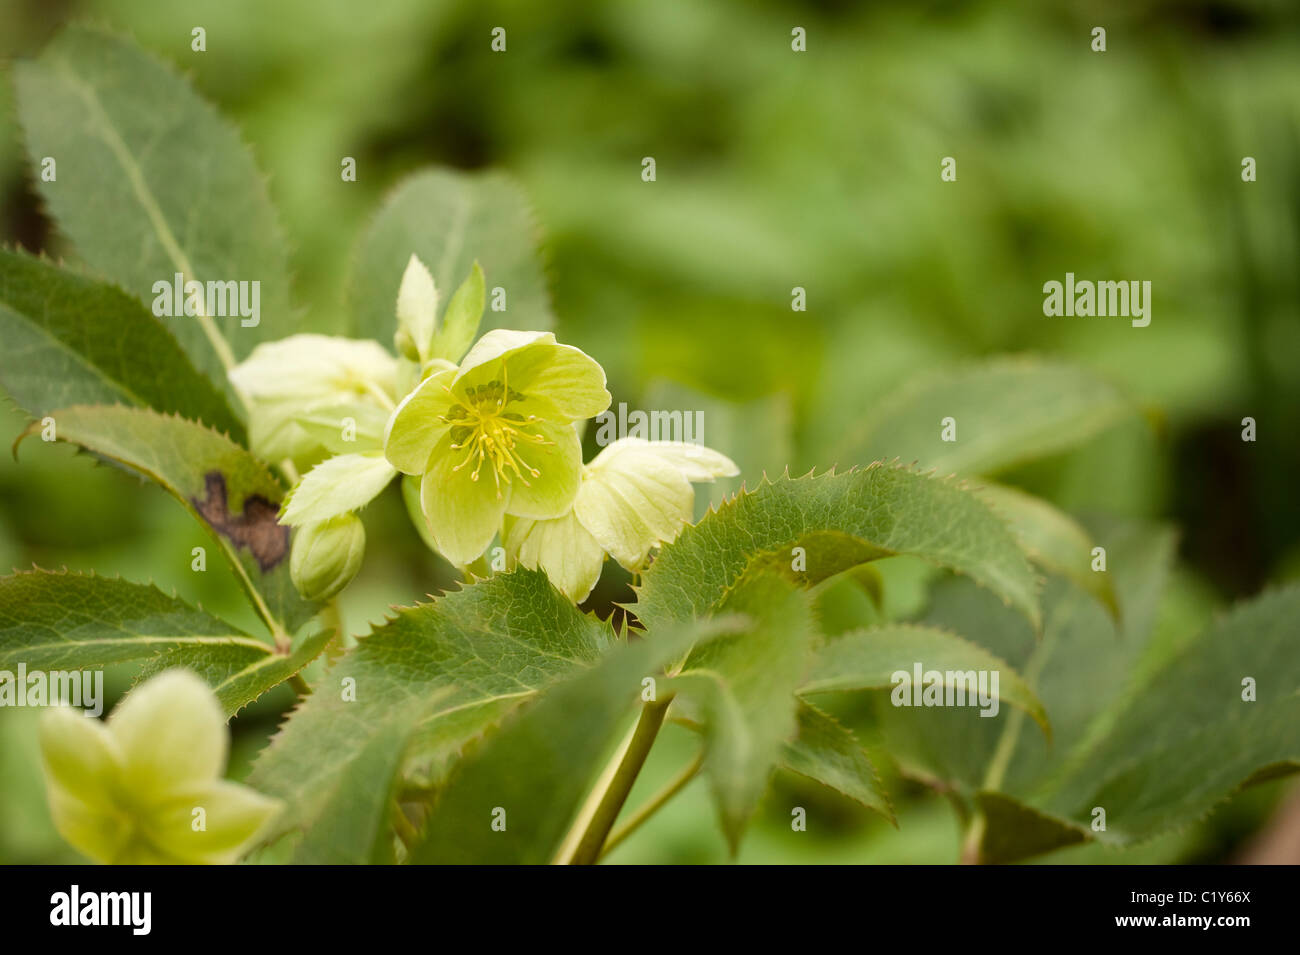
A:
[394,253,437,363]
[290,514,366,601]
[394,325,422,363]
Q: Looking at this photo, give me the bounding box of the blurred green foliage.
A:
[1,0,1297,863]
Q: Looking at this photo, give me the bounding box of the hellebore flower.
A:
[290,512,367,601]
[385,329,611,566]
[39,669,280,865]
[266,255,495,599]
[504,437,738,601]
[229,334,399,467]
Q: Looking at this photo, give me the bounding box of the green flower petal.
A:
[420,435,509,565]
[455,334,610,422]
[48,793,133,863]
[500,342,611,420]
[109,670,228,803]
[39,708,130,864]
[505,511,607,603]
[111,841,192,865]
[294,401,390,454]
[574,446,694,569]
[635,439,738,481]
[39,706,121,804]
[246,399,323,464]
[384,367,456,474]
[143,782,281,865]
[454,329,554,384]
[504,420,583,520]
[230,334,398,402]
[280,452,397,526]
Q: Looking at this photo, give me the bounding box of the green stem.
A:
[599,749,703,860]
[318,599,348,663]
[270,623,292,654]
[960,599,1073,863]
[279,457,301,487]
[561,695,674,865]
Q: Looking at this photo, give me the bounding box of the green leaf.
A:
[134,629,330,719]
[13,26,293,393]
[430,261,485,364]
[24,405,318,636]
[635,465,1041,632]
[279,452,396,526]
[866,523,1300,862]
[0,250,244,441]
[345,169,553,345]
[800,624,1049,735]
[1032,584,1300,851]
[409,615,715,865]
[876,520,1173,807]
[249,570,610,864]
[781,701,894,821]
[972,792,1088,864]
[0,570,320,716]
[670,572,815,851]
[837,357,1132,476]
[978,483,1118,619]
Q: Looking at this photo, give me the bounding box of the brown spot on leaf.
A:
[192,472,289,571]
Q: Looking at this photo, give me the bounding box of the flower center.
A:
[442,375,550,497]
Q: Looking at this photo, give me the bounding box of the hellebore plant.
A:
[4,26,1297,868]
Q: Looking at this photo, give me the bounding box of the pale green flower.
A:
[385,329,610,566]
[505,438,738,601]
[254,257,492,586]
[39,669,280,865]
[229,334,400,466]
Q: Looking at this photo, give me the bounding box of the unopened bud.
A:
[395,253,437,363]
[394,325,421,363]
[290,514,365,601]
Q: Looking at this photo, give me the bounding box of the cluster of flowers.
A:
[37,255,741,866]
[230,254,738,603]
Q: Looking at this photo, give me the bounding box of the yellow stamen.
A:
[443,372,552,499]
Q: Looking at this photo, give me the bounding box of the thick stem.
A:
[563,695,674,865]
